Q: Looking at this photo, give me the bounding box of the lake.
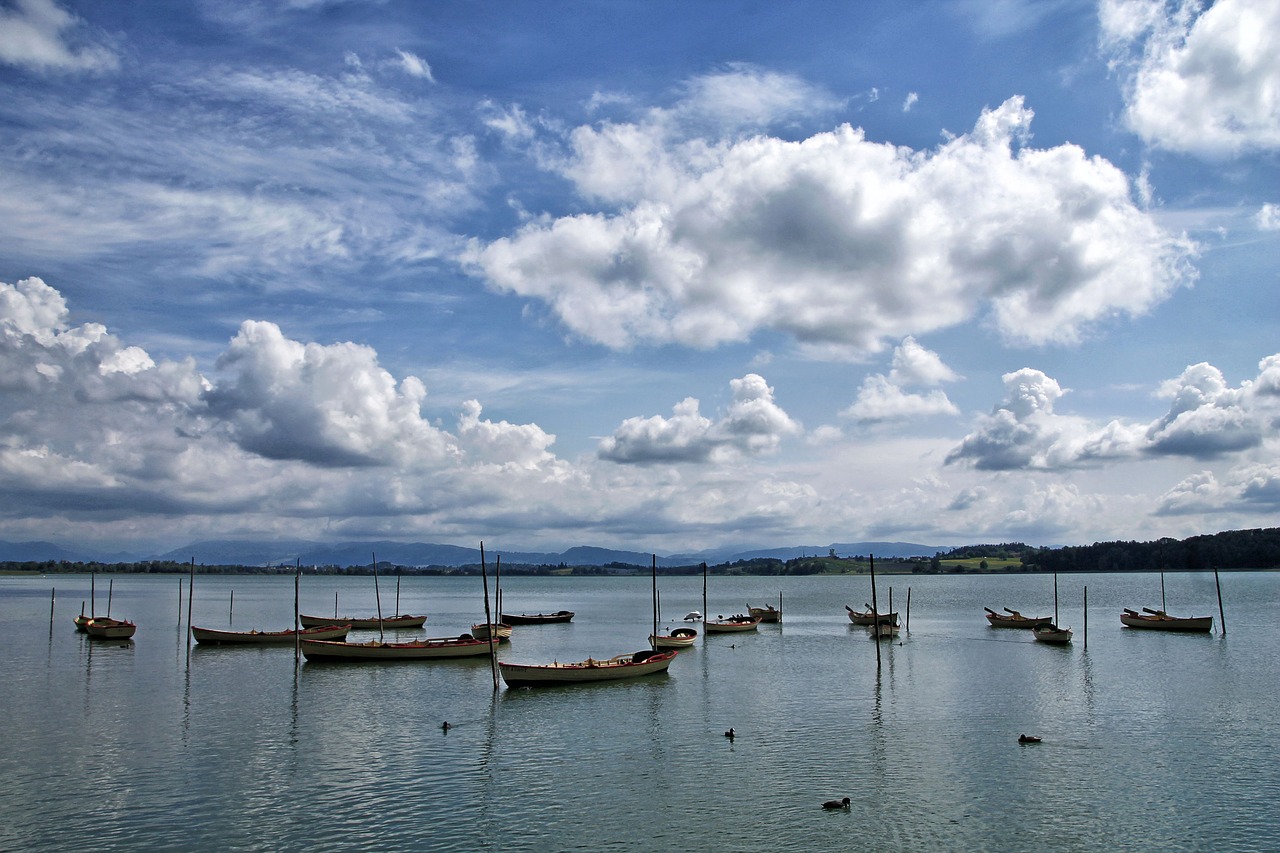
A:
[2,569,1275,852]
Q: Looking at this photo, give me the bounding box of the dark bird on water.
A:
[822,798,851,810]
[442,722,452,731]
[1018,734,1040,743]
[724,728,735,739]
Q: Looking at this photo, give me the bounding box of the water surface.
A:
[2,570,1273,852]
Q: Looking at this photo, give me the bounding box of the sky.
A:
[0,0,1277,557]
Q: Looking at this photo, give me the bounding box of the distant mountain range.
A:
[0,538,944,567]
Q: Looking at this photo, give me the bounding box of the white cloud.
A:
[903,92,919,112]
[1258,203,1280,231]
[843,337,960,422]
[467,94,1195,355]
[0,0,118,73]
[1101,0,1280,156]
[948,355,1280,471]
[393,49,435,82]
[204,320,459,469]
[598,373,799,464]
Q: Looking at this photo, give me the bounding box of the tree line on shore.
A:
[5,527,1279,577]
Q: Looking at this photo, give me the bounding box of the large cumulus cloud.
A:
[467,84,1195,355]
[1101,0,1280,156]
[948,356,1280,471]
[598,373,800,464]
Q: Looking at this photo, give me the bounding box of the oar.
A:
[1142,607,1164,616]
[1004,607,1022,616]
[984,606,997,615]
[1124,608,1141,615]
[845,604,855,613]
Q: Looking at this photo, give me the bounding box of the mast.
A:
[480,542,498,690]
[651,554,658,649]
[869,553,881,669]
[372,551,384,642]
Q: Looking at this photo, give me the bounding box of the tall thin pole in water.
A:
[651,554,658,650]
[186,556,195,643]
[906,587,912,632]
[701,562,708,626]
[869,554,881,670]
[1160,572,1167,612]
[49,587,55,632]
[395,568,401,617]
[1213,568,1223,635]
[372,551,384,642]
[1083,585,1089,650]
[107,578,114,617]
[178,577,183,627]
[480,542,498,690]
[229,589,234,626]
[1053,573,1059,625]
[294,560,301,663]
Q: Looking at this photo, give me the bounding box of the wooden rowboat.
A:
[984,607,1053,628]
[300,634,494,661]
[650,626,698,649]
[846,604,899,626]
[500,610,575,625]
[1121,608,1213,633]
[84,617,137,639]
[1032,623,1073,644]
[704,614,761,633]
[298,613,426,630]
[470,621,513,642]
[747,603,781,623]
[191,624,350,645]
[499,649,677,687]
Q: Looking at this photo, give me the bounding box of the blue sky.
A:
[1,0,1277,556]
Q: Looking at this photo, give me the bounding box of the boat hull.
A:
[499,649,676,687]
[1032,625,1073,644]
[299,613,426,630]
[1121,612,1213,632]
[191,624,350,644]
[651,627,698,649]
[985,613,1053,628]
[846,606,898,626]
[704,617,761,633]
[500,611,574,625]
[85,618,136,639]
[470,622,513,641]
[748,606,781,623]
[300,636,495,661]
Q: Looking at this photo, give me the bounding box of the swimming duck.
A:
[724,728,735,739]
[441,722,452,731]
[822,797,851,810]
[1018,734,1040,743]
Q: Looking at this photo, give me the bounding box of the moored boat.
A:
[470,621,513,642]
[298,613,426,630]
[846,604,899,626]
[500,610,574,625]
[498,649,677,687]
[84,617,136,640]
[300,634,494,661]
[747,603,781,623]
[191,624,350,645]
[704,614,761,633]
[1032,623,1073,644]
[650,626,698,649]
[984,607,1053,628]
[1121,608,1212,632]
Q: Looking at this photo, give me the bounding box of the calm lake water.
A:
[2,569,1276,852]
